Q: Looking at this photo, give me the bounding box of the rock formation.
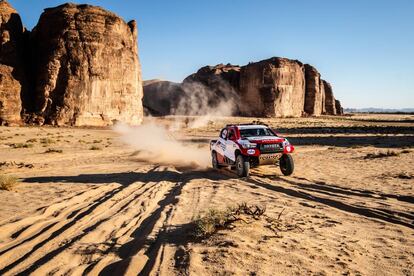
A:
[322,80,336,115]
[320,79,326,114]
[30,3,143,126]
[143,57,343,118]
[239,57,305,117]
[0,0,26,125]
[335,99,343,115]
[304,64,322,116]
[183,63,240,94]
[143,80,183,116]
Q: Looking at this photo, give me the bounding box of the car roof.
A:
[232,124,268,130]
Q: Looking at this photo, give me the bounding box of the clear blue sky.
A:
[8,0,414,108]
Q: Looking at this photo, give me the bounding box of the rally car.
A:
[210,123,294,177]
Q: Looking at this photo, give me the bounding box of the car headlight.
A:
[240,142,257,149]
[282,139,290,147]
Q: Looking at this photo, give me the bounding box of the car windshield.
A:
[239,128,276,138]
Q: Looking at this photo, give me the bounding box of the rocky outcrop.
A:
[0,0,26,125]
[239,57,305,117]
[183,63,240,93]
[335,99,343,115]
[143,80,183,116]
[304,64,322,116]
[30,3,143,126]
[320,79,326,114]
[144,57,343,118]
[322,80,336,115]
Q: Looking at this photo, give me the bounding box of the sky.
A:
[8,0,414,109]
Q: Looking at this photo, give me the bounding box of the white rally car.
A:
[210,123,295,177]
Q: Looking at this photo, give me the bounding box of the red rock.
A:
[239,57,305,117]
[0,0,26,125]
[304,64,322,116]
[30,3,143,126]
[322,80,336,115]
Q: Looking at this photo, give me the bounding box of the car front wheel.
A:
[236,155,250,177]
[279,154,294,176]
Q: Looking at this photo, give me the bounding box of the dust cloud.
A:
[114,121,210,169]
[115,78,238,168]
[171,80,239,129]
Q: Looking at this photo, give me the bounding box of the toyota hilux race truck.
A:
[210,123,295,177]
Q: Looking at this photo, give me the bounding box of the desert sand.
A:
[0,114,413,275]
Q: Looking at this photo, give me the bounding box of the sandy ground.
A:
[0,114,413,275]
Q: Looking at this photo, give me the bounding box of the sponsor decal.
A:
[247,149,255,155]
[259,154,280,160]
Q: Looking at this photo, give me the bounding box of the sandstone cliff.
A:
[239,57,305,117]
[183,63,240,94]
[304,64,322,116]
[322,80,336,115]
[30,3,143,126]
[0,0,26,125]
[320,79,326,114]
[335,99,343,115]
[144,58,343,118]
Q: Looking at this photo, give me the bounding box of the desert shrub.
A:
[89,145,102,150]
[364,150,399,159]
[193,203,265,239]
[8,143,33,149]
[401,149,411,154]
[44,148,63,153]
[40,138,55,144]
[395,172,413,179]
[93,139,102,144]
[0,175,19,191]
[26,138,37,143]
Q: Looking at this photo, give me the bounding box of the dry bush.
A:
[364,150,399,159]
[0,175,19,191]
[393,172,413,179]
[7,143,34,149]
[44,148,63,153]
[40,138,55,144]
[193,203,266,239]
[26,138,37,143]
[89,145,102,150]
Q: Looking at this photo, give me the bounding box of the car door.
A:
[215,128,227,161]
[224,128,238,162]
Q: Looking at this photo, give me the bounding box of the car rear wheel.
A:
[279,154,294,176]
[212,152,222,169]
[236,155,250,177]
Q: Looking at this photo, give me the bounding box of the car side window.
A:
[220,128,228,139]
[227,129,236,140]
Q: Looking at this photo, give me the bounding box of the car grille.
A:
[258,143,283,153]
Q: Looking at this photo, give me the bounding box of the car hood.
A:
[242,136,285,143]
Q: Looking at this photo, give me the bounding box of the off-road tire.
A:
[236,155,250,177]
[212,152,222,169]
[280,154,294,176]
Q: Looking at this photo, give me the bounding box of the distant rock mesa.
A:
[144,57,343,118]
